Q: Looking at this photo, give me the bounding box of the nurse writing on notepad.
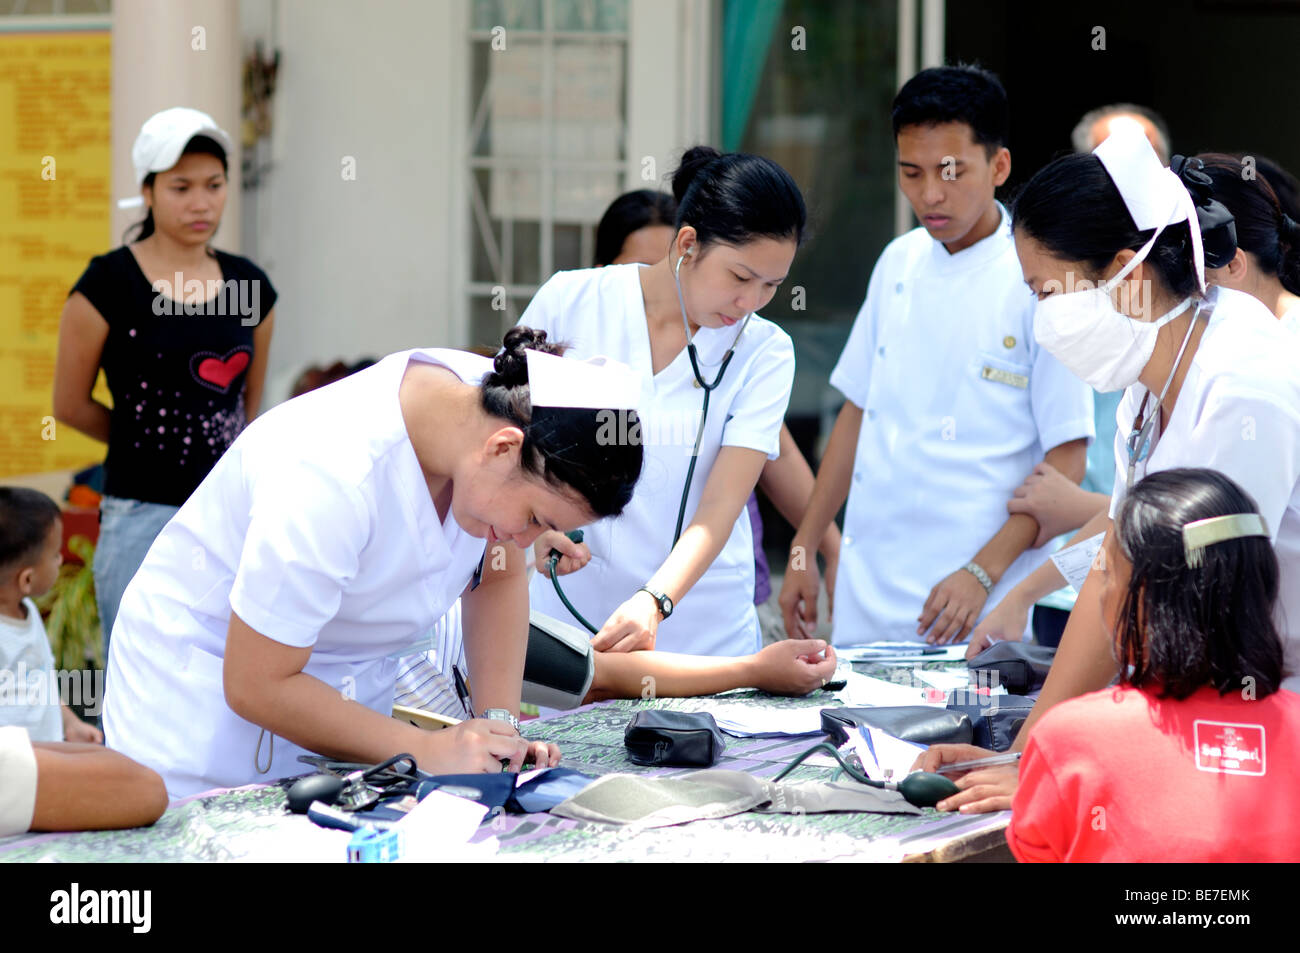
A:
[522,147,808,658]
[103,330,644,797]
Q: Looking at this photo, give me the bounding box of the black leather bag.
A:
[624,710,726,767]
[820,706,973,747]
[947,694,1036,752]
[967,642,1057,695]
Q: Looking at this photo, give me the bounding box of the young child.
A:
[782,64,1095,647]
[0,488,103,743]
[1008,468,1300,862]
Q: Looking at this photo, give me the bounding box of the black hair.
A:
[480,326,643,519]
[1113,468,1283,701]
[594,190,676,267]
[1252,155,1300,222]
[1012,152,1200,298]
[670,146,807,252]
[124,134,230,244]
[0,487,61,574]
[1198,153,1300,297]
[891,64,1008,156]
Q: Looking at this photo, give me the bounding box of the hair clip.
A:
[1182,513,1270,568]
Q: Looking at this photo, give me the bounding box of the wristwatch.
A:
[481,708,520,733]
[636,586,673,619]
[962,561,994,595]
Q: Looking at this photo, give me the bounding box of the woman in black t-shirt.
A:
[53,107,277,652]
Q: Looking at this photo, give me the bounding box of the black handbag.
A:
[967,641,1057,695]
[820,706,973,747]
[624,710,726,767]
[946,694,1036,752]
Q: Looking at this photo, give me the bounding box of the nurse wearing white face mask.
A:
[521,146,808,658]
[918,123,1300,814]
[103,330,644,797]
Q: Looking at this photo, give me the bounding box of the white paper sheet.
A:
[912,668,973,693]
[860,726,929,782]
[839,671,948,708]
[711,705,826,738]
[835,643,968,663]
[394,789,490,861]
[1049,531,1106,592]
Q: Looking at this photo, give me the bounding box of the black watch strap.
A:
[637,586,673,619]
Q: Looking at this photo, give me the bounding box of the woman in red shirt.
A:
[1007,467,1300,862]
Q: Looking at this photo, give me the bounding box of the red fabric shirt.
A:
[1007,684,1300,862]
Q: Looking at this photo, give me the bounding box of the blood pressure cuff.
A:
[551,769,919,828]
[820,706,973,747]
[946,694,1036,752]
[521,611,595,710]
[967,642,1057,696]
[624,710,726,767]
[407,767,597,816]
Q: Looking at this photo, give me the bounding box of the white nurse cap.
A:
[1093,119,1206,292]
[525,349,641,411]
[118,107,234,209]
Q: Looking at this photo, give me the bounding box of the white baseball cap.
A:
[118,107,233,209]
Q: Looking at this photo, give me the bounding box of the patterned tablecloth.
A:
[0,662,1012,863]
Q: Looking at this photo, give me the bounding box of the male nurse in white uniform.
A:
[103,338,642,797]
[784,65,1095,647]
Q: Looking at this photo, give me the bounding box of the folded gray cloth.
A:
[551,769,919,829]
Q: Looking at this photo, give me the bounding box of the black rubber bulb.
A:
[286,773,346,814]
[897,771,961,808]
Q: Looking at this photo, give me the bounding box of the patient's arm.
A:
[585,639,838,703]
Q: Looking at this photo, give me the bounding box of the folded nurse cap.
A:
[525,349,640,411]
[118,107,234,209]
[1094,118,1206,292]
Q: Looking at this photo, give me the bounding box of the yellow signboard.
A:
[0,25,112,479]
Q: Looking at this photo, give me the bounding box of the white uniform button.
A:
[866,409,877,421]
[842,534,854,547]
[895,282,904,293]
[877,346,886,357]
[853,471,862,483]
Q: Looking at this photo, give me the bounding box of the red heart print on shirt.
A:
[191,348,252,393]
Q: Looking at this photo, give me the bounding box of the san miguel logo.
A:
[1193,720,1266,776]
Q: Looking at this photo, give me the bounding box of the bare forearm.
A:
[587,651,757,703]
[461,575,529,716]
[972,513,1039,583]
[54,401,111,444]
[229,668,430,766]
[1003,509,1113,610]
[647,499,740,606]
[791,403,861,552]
[759,427,842,559]
[1010,560,1118,752]
[31,746,169,830]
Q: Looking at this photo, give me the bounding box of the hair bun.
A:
[671,145,723,205]
[490,325,565,388]
[1281,213,1300,244]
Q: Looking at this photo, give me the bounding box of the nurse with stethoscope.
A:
[916,123,1300,813]
[521,146,809,657]
[103,331,645,797]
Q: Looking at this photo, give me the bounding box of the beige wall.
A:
[241,0,713,408]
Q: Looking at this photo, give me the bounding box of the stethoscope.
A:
[548,248,753,634]
[1124,296,1210,492]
